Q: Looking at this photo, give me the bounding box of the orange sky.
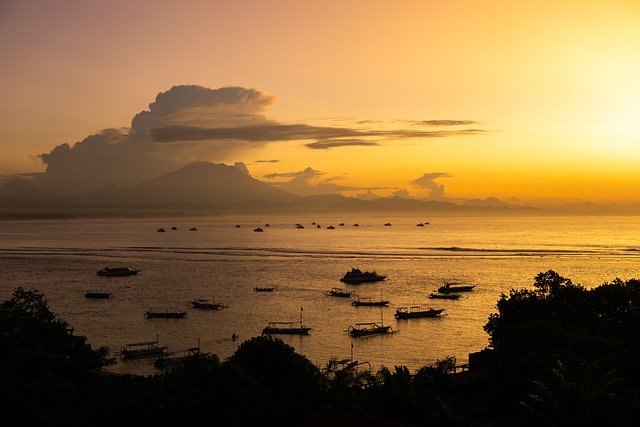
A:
[1,0,639,203]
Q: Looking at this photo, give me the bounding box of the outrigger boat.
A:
[263,308,311,335]
[154,341,204,369]
[262,321,311,335]
[145,308,187,319]
[190,298,228,310]
[394,306,444,319]
[351,297,390,307]
[120,336,168,359]
[429,292,461,300]
[254,287,276,292]
[96,267,140,277]
[84,291,112,299]
[438,282,476,293]
[347,322,393,337]
[326,287,353,298]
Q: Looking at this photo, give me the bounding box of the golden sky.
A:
[1,0,639,203]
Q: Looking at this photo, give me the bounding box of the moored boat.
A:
[254,227,264,232]
[438,282,476,293]
[254,287,276,292]
[154,344,203,369]
[340,268,386,284]
[190,298,227,310]
[120,337,168,359]
[262,321,311,335]
[96,267,140,277]
[351,297,390,307]
[347,322,393,337]
[428,292,461,300]
[326,287,353,298]
[145,308,187,319]
[84,291,112,299]
[394,306,444,319]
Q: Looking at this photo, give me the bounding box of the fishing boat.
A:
[326,287,353,298]
[438,282,476,293]
[144,308,187,319]
[327,225,335,229]
[190,298,228,310]
[340,268,386,284]
[190,227,198,231]
[263,308,310,335]
[294,223,305,229]
[262,321,311,335]
[254,227,264,232]
[96,267,140,277]
[84,291,112,299]
[347,322,393,337]
[170,226,177,230]
[384,223,392,226]
[428,292,461,300]
[154,342,203,369]
[351,297,390,307]
[157,228,166,232]
[120,336,168,359]
[254,287,276,292]
[394,306,445,319]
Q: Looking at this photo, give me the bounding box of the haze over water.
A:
[1,215,638,374]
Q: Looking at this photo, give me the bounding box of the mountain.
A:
[82,161,296,207]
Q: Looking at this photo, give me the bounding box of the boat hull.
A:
[395,309,444,319]
[262,327,311,335]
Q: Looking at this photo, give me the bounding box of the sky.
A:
[1,0,639,203]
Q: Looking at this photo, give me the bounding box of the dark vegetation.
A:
[2,271,640,425]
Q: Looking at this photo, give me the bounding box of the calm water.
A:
[1,215,638,374]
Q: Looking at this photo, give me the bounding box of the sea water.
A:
[1,215,638,374]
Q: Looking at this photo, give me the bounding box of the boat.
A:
[190,227,198,231]
[262,321,311,335]
[144,308,188,319]
[265,224,270,227]
[428,292,461,300]
[384,223,392,226]
[327,225,335,229]
[235,224,241,228]
[326,287,353,298]
[295,223,305,229]
[416,223,425,227]
[347,322,393,337]
[190,298,228,310]
[254,227,264,232]
[339,223,345,226]
[353,223,359,227]
[438,282,476,293]
[351,297,390,307]
[84,291,112,299]
[316,224,321,228]
[340,268,386,284]
[170,226,177,230]
[154,344,203,369]
[157,228,166,232]
[394,306,444,319]
[120,337,168,359]
[96,267,140,277]
[254,287,276,292]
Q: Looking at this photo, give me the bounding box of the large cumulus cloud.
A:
[38,85,275,194]
[410,172,453,200]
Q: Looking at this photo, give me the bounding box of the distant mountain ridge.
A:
[11,161,634,216]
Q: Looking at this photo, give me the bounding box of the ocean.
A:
[1,215,638,375]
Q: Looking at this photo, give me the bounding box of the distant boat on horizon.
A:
[96,267,140,277]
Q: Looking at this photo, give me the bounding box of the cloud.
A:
[37,85,275,194]
[354,189,380,200]
[407,120,478,126]
[410,172,453,200]
[234,162,250,175]
[263,167,323,180]
[305,139,380,149]
[391,188,413,199]
[262,167,360,195]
